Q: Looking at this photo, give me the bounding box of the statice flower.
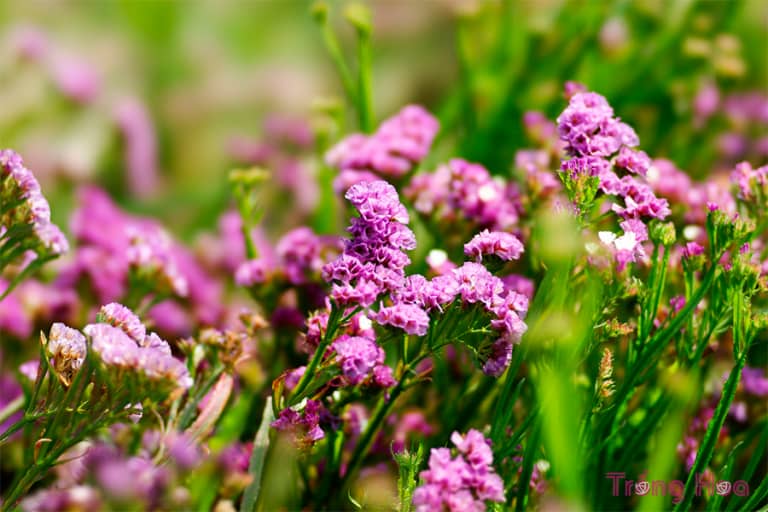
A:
[447,159,521,230]
[412,429,505,511]
[323,181,415,307]
[0,149,69,266]
[741,366,768,396]
[557,92,637,157]
[271,399,325,448]
[464,230,525,263]
[84,323,139,368]
[331,335,388,385]
[126,225,188,298]
[98,303,146,344]
[82,305,192,392]
[234,259,271,287]
[326,105,439,182]
[371,303,430,336]
[46,323,87,384]
[730,161,768,202]
[64,186,221,326]
[597,218,649,271]
[20,485,102,512]
[448,262,528,375]
[556,90,670,222]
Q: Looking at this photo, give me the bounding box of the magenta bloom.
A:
[271,399,325,448]
[46,323,87,377]
[372,303,430,336]
[326,105,439,179]
[557,91,638,157]
[741,367,768,397]
[98,303,146,344]
[413,429,505,511]
[682,242,705,259]
[1,149,69,256]
[323,181,415,307]
[332,335,385,384]
[464,230,524,263]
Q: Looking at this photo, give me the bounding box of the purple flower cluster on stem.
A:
[326,105,439,191]
[1,149,69,270]
[412,429,505,512]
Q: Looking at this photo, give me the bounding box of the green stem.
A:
[177,365,224,430]
[314,5,357,108]
[356,28,374,133]
[337,355,427,499]
[288,304,342,406]
[676,351,748,511]
[0,396,24,427]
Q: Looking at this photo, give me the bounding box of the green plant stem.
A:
[288,304,342,406]
[677,354,747,510]
[177,364,224,430]
[355,27,374,133]
[0,396,24,427]
[240,398,274,512]
[336,355,426,501]
[315,7,357,109]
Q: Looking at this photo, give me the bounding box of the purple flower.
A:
[730,161,768,201]
[413,429,504,511]
[326,105,439,178]
[345,180,410,224]
[372,364,396,388]
[332,335,385,384]
[126,225,188,297]
[46,323,87,378]
[557,91,637,157]
[447,159,521,230]
[464,230,524,263]
[615,147,651,176]
[371,303,430,336]
[163,431,201,470]
[271,399,325,448]
[235,258,270,286]
[323,181,415,307]
[670,295,686,313]
[1,149,69,257]
[49,53,100,104]
[84,323,139,368]
[682,242,705,259]
[276,227,327,284]
[481,339,514,377]
[741,366,768,396]
[98,303,146,344]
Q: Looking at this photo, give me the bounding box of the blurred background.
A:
[1,0,766,239]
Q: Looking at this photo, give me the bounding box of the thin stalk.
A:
[0,396,24,427]
[289,304,342,405]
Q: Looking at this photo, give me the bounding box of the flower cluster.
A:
[323,180,415,307]
[556,90,672,269]
[327,105,439,191]
[49,302,193,394]
[0,149,68,272]
[412,429,505,511]
[236,226,341,287]
[271,399,325,449]
[405,159,523,232]
[59,186,223,334]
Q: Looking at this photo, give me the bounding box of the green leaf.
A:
[240,397,275,512]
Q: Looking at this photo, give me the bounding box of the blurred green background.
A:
[1,0,766,237]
